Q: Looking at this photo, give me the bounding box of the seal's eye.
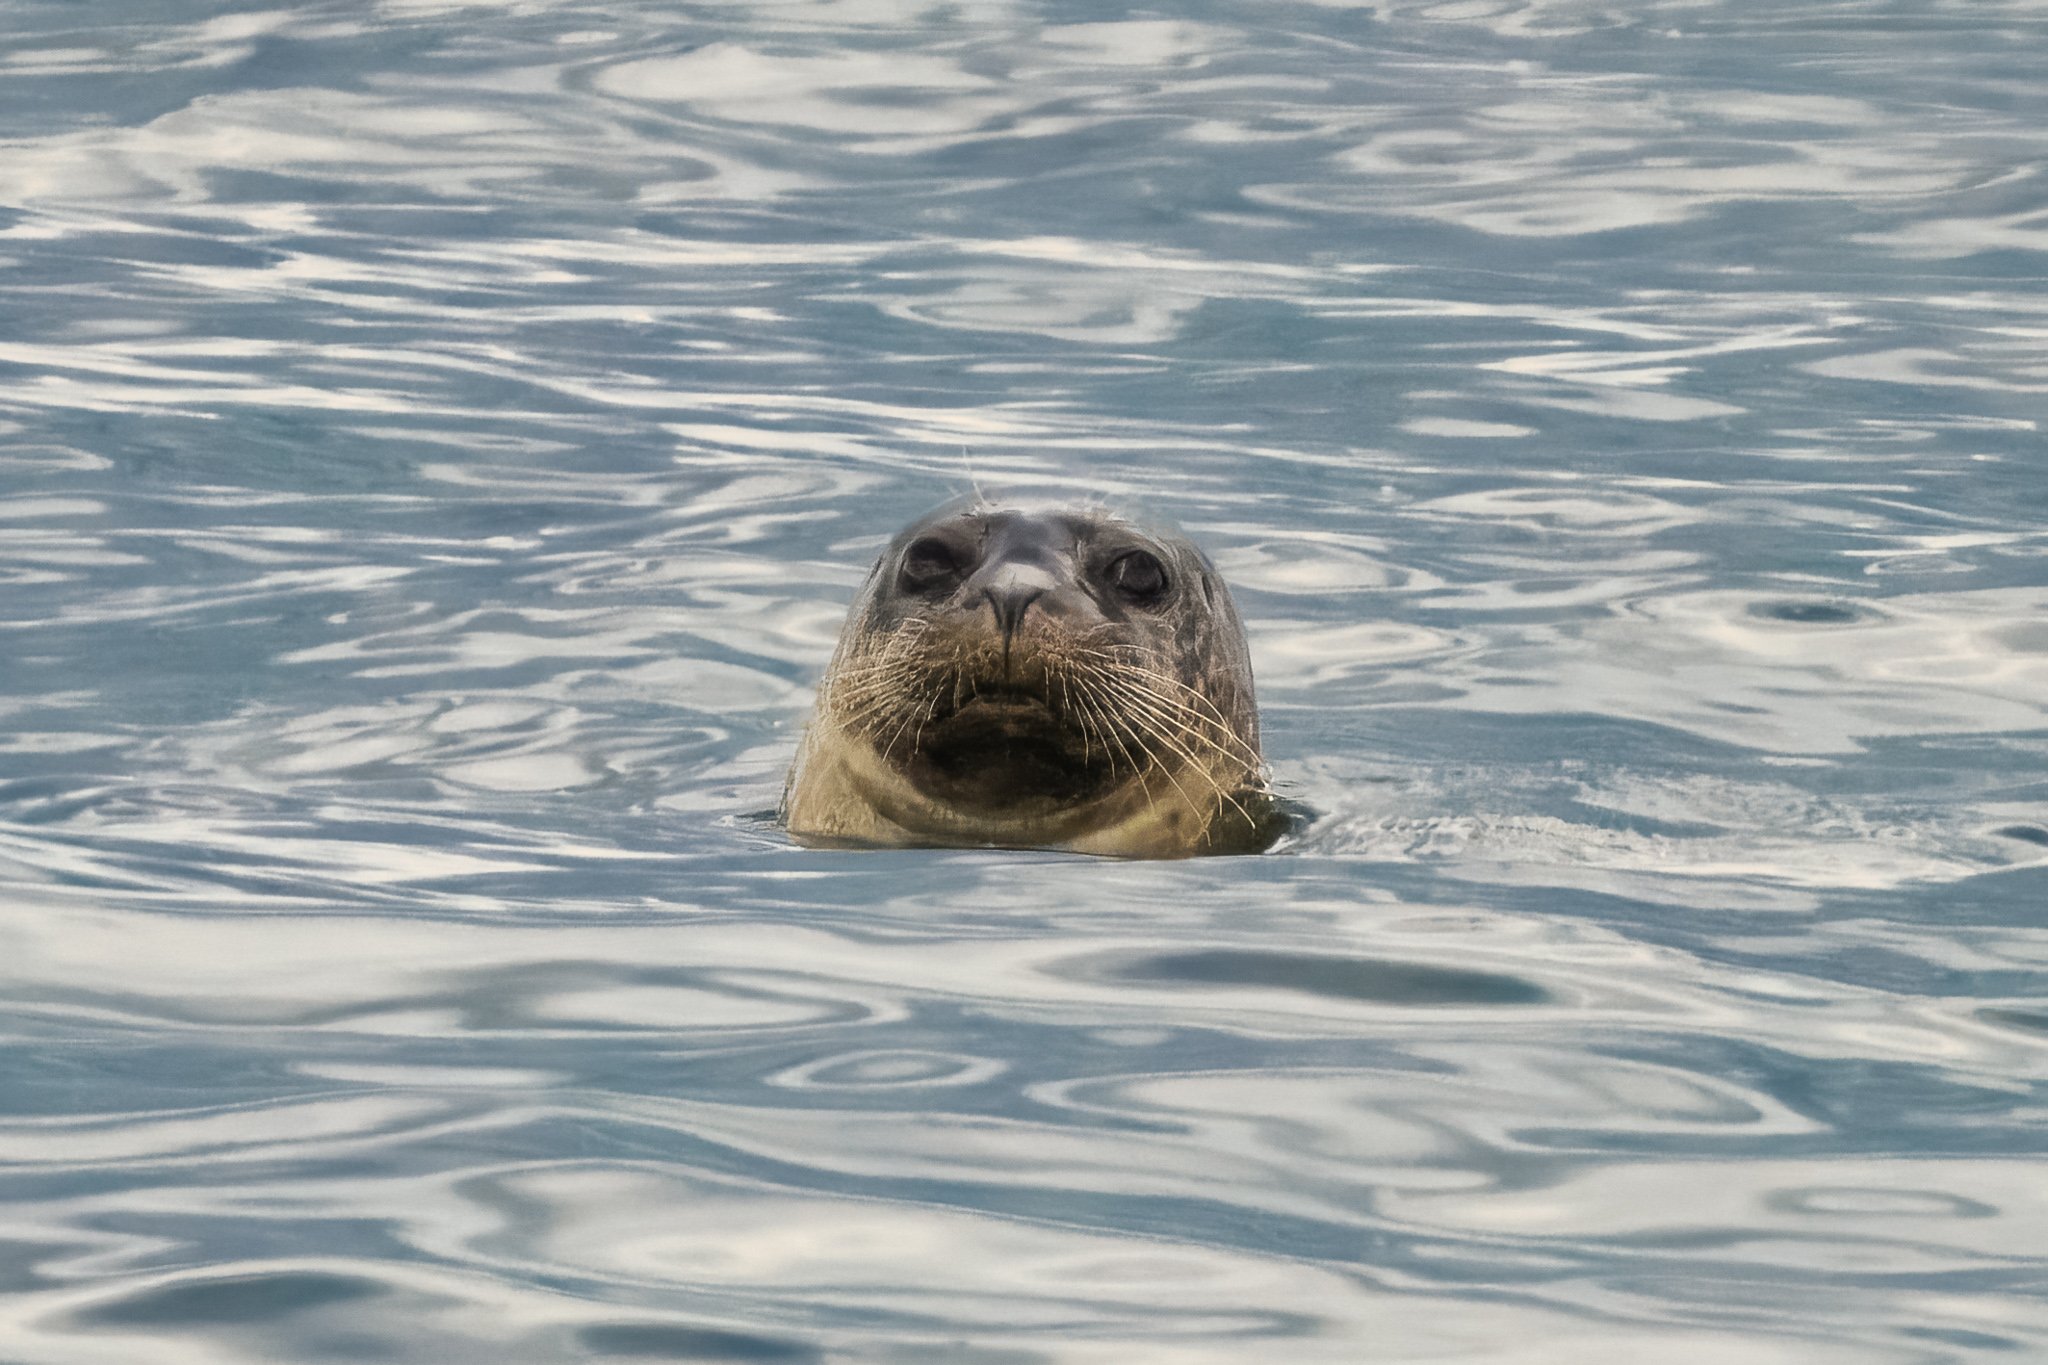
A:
[1105,549,1168,606]
[899,536,964,592]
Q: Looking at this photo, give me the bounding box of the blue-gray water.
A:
[3,1,2046,1360]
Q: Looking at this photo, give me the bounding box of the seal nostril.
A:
[983,586,1044,654]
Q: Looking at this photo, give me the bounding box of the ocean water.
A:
[3,1,2046,1360]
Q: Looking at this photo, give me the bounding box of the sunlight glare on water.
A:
[1,0,2045,1360]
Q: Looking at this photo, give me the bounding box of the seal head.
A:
[783,503,1277,857]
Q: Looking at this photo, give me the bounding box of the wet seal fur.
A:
[783,502,1281,858]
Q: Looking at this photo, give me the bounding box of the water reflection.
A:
[1108,948,1549,1006]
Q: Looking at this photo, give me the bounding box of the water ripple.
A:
[3,0,2046,1360]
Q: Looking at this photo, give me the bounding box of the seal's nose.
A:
[974,561,1057,650]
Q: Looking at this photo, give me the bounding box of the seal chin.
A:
[902,689,1117,813]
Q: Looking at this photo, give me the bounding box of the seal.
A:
[782,501,1279,858]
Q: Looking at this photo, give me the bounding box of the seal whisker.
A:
[1123,687,1261,774]
[1073,666,1262,827]
[1051,660,1092,767]
[1089,683,1259,836]
[1062,670,1137,775]
[1071,672,1219,840]
[1074,660,1264,771]
[1066,673,1159,824]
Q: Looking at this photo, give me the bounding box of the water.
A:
[3,1,2046,1360]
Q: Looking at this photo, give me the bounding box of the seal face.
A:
[782,503,1279,858]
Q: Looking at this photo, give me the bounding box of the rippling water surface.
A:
[4,1,2047,1360]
